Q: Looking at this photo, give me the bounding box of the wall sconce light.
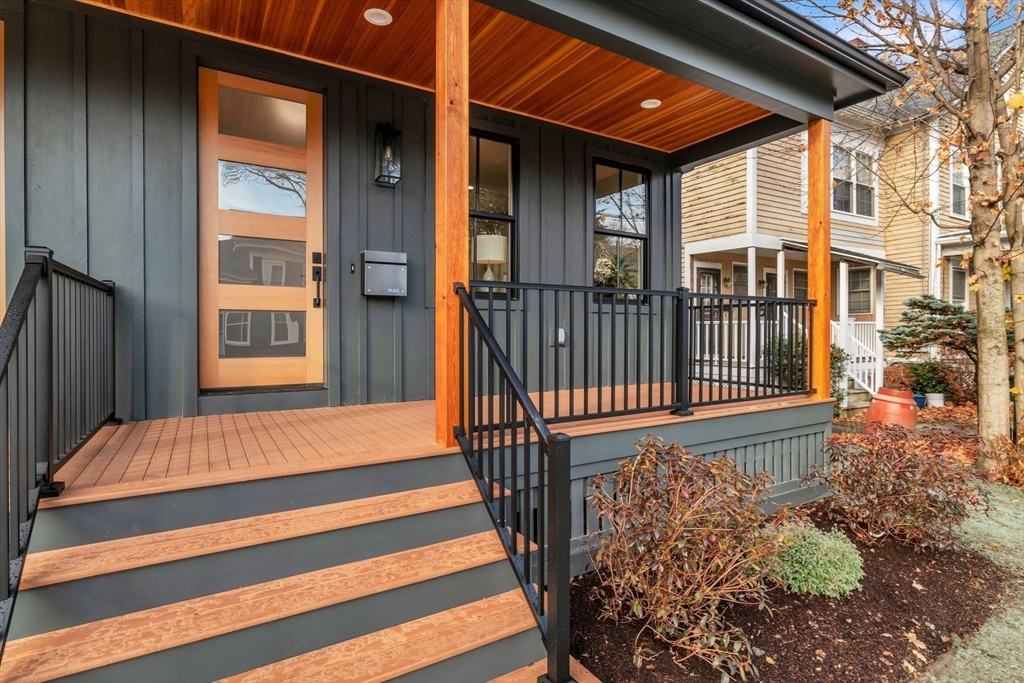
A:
[374,123,402,186]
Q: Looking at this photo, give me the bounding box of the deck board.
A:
[46,396,822,508]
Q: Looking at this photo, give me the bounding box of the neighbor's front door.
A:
[198,68,324,389]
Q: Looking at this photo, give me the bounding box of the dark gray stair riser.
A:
[393,629,548,683]
[31,453,467,551]
[10,503,495,639]
[51,561,521,683]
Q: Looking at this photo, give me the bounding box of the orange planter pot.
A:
[865,388,918,432]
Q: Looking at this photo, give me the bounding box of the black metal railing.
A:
[686,291,814,407]
[469,282,683,423]
[0,247,114,642]
[455,283,574,683]
[469,282,815,419]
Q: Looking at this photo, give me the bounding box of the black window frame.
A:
[469,130,519,299]
[592,158,650,298]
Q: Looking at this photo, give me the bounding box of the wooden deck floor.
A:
[46,394,821,508]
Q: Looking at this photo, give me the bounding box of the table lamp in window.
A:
[475,234,507,289]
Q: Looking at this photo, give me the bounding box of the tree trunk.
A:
[1012,254,1024,441]
[974,239,1010,469]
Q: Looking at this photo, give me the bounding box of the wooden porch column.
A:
[807,118,832,399]
[435,0,470,447]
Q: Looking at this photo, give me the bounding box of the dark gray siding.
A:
[3,0,681,420]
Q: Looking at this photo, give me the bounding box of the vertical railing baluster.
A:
[568,291,575,419]
[553,290,560,420]
[597,294,604,414]
[538,290,545,420]
[17,324,29,524]
[622,294,629,411]
[0,373,8,601]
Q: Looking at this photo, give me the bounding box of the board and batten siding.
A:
[566,400,833,575]
[3,0,681,420]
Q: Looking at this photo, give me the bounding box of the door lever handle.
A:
[312,266,322,308]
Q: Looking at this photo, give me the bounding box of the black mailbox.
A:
[361,251,407,297]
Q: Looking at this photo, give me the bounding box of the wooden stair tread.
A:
[0,532,506,683]
[490,656,601,683]
[219,589,536,683]
[39,443,459,509]
[20,480,482,590]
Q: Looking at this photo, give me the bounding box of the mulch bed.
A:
[571,502,1012,683]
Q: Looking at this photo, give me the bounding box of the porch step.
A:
[1,452,546,682]
[220,589,535,683]
[19,480,483,589]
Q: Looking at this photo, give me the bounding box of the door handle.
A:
[312,252,323,308]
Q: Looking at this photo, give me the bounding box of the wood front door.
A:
[198,68,324,390]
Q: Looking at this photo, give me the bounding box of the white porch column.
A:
[838,260,850,407]
[683,250,692,289]
[874,268,885,393]
[776,250,786,297]
[746,246,757,296]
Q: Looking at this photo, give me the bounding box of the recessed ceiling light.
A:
[363,8,393,26]
[640,99,662,109]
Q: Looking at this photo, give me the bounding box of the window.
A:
[594,162,648,291]
[848,267,872,314]
[271,312,300,346]
[951,152,968,218]
[951,267,967,307]
[732,264,748,293]
[793,270,808,299]
[832,146,875,218]
[469,133,516,290]
[763,270,777,298]
[222,311,251,347]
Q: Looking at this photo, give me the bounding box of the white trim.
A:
[693,261,723,295]
[791,267,808,298]
[950,266,968,310]
[684,233,778,256]
[948,148,970,220]
[928,121,942,297]
[746,246,757,296]
[776,249,786,299]
[761,266,777,297]
[847,265,873,315]
[745,148,757,237]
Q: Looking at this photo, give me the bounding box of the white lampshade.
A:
[475,234,507,265]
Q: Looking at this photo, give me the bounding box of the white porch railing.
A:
[831,320,883,395]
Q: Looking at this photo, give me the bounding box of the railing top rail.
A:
[691,291,818,305]
[0,261,46,376]
[455,282,553,443]
[51,260,114,294]
[468,280,678,298]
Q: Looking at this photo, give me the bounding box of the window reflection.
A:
[219,310,306,358]
[218,236,306,287]
[219,161,306,217]
[469,133,516,291]
[218,86,306,148]
[594,162,648,291]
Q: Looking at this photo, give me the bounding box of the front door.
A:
[198,68,324,390]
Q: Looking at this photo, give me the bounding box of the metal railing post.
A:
[541,432,574,683]
[25,247,62,497]
[102,280,117,423]
[672,287,693,416]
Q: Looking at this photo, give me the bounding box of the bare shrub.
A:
[806,425,988,551]
[589,436,785,681]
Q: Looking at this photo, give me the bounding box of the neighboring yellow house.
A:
[681,103,932,400]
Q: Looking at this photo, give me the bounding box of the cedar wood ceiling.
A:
[80,0,773,152]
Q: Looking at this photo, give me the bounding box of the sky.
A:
[782,0,1016,44]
